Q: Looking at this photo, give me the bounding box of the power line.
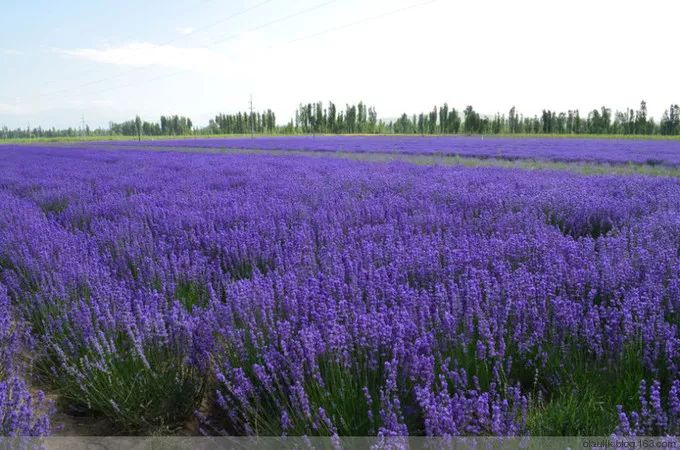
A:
[39,0,338,103]
[201,0,335,48]
[249,94,255,138]
[286,0,437,45]
[41,0,227,87]
[11,0,437,105]
[157,0,276,45]
[24,0,277,101]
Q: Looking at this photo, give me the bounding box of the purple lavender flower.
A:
[2,143,680,436]
[0,377,51,436]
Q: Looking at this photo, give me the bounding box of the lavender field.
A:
[2,143,680,437]
[96,135,680,167]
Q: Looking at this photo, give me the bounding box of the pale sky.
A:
[1,0,678,129]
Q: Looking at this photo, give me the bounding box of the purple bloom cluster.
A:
[90,135,680,166]
[1,144,680,435]
[0,286,20,378]
[616,380,680,436]
[0,285,51,436]
[0,377,50,437]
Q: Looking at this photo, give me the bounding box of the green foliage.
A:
[56,344,205,434]
[2,99,680,140]
[295,101,381,134]
[527,346,646,435]
[213,352,390,436]
[303,358,383,436]
[39,198,69,215]
[175,280,209,312]
[438,332,647,436]
[224,258,272,281]
[209,110,276,135]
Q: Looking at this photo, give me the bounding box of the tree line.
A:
[294,101,382,134]
[206,110,276,134]
[111,115,194,137]
[291,100,679,136]
[386,101,679,136]
[2,101,679,139]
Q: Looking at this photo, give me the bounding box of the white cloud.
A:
[57,32,279,74]
[0,48,23,56]
[176,26,194,35]
[59,42,230,72]
[0,102,39,115]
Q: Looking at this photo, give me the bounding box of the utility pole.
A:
[135,114,142,142]
[81,114,86,137]
[249,94,254,139]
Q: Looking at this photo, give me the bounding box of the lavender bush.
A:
[1,144,680,435]
[88,135,680,166]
